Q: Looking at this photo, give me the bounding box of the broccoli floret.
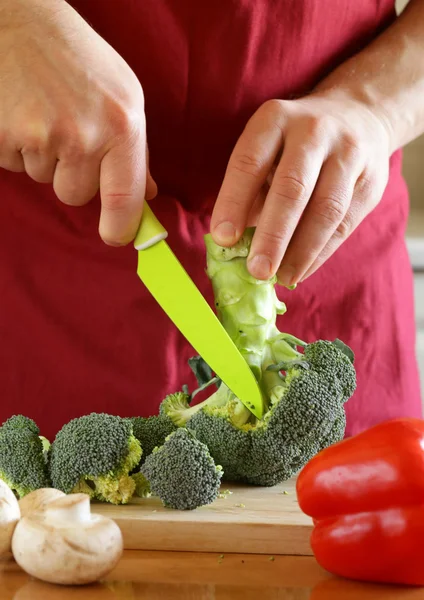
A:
[159,228,357,486]
[131,406,178,465]
[141,428,223,510]
[48,413,142,505]
[0,417,51,498]
[1,415,40,435]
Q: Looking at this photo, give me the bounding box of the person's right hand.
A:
[0,0,157,245]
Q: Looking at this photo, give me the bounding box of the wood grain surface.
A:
[92,477,313,555]
[1,550,423,600]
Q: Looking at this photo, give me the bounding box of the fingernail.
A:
[277,265,296,287]
[213,221,236,244]
[248,254,273,279]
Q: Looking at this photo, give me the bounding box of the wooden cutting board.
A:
[92,477,313,556]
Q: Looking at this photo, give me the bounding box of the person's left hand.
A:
[210,91,393,286]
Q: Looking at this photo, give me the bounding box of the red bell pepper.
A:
[296,418,424,587]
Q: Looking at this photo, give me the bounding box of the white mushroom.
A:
[0,479,20,556]
[18,488,66,518]
[12,493,123,585]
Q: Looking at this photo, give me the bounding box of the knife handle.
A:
[134,202,168,251]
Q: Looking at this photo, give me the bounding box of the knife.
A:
[133,201,264,419]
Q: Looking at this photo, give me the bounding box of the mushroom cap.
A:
[11,493,124,585]
[0,479,21,555]
[18,488,66,518]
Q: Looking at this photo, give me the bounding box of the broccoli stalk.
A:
[164,228,309,428]
[160,228,357,486]
[205,227,305,394]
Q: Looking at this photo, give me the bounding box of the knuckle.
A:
[272,172,308,202]
[335,214,353,239]
[356,171,378,196]
[304,114,330,142]
[20,132,50,155]
[102,192,134,213]
[312,194,347,227]
[109,104,144,140]
[215,193,245,212]
[231,152,266,179]
[261,98,285,117]
[55,117,92,161]
[257,228,287,247]
[340,131,362,161]
[60,135,88,162]
[254,99,287,132]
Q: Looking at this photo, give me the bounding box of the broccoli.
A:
[48,413,142,505]
[130,409,177,465]
[0,415,51,498]
[159,228,357,486]
[140,428,223,510]
[132,472,152,498]
[1,414,40,434]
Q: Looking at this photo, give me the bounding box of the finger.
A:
[145,142,158,201]
[0,149,25,173]
[53,158,100,207]
[246,182,269,228]
[276,152,363,286]
[247,134,326,280]
[299,171,381,281]
[211,100,286,246]
[99,131,147,246]
[21,151,57,183]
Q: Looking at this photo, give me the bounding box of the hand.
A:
[210,92,391,285]
[0,0,156,245]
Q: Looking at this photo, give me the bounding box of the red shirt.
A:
[1,0,421,442]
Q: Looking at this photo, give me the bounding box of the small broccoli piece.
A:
[131,403,178,465]
[48,413,142,505]
[0,418,51,498]
[159,228,357,487]
[141,428,223,510]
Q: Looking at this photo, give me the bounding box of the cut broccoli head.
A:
[0,418,51,498]
[164,340,355,486]
[159,228,357,487]
[141,428,223,510]
[48,413,142,505]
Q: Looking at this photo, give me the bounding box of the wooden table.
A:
[1,550,423,599]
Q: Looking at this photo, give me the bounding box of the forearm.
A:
[314,0,424,152]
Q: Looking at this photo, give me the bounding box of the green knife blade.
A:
[134,202,264,419]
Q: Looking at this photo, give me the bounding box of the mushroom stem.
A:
[44,494,91,525]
